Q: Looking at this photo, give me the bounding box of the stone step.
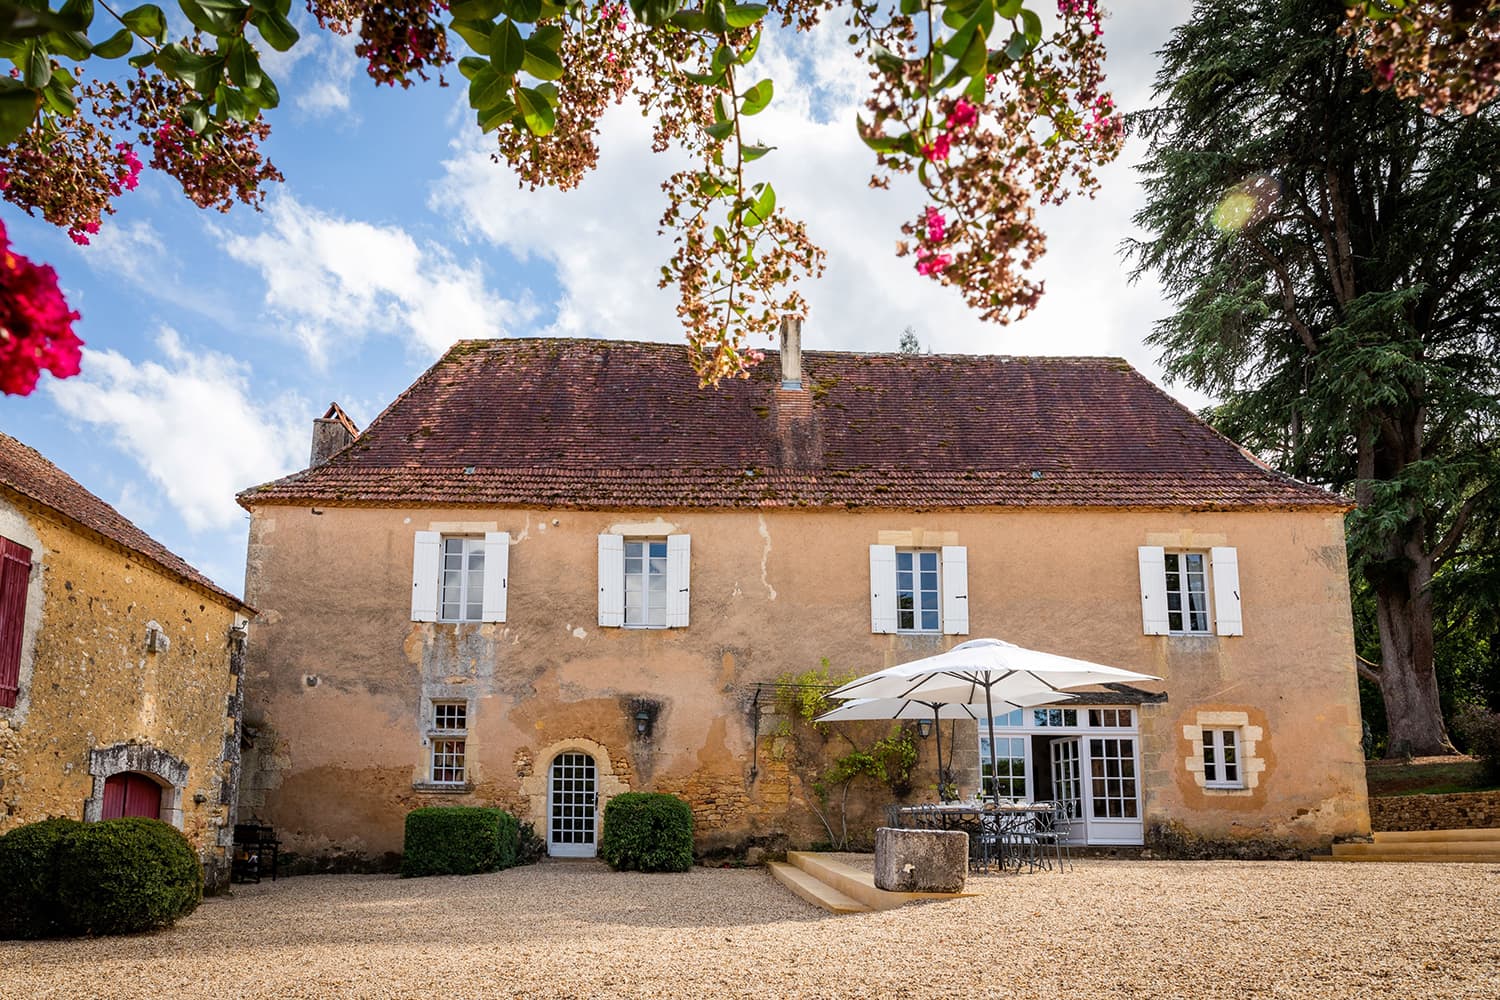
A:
[1333,840,1500,858]
[786,851,973,911]
[1373,828,1500,844]
[1312,853,1500,864]
[766,861,871,914]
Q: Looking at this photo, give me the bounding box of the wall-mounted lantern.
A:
[634,709,651,737]
[917,718,933,740]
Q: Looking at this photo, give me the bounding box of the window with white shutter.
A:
[599,533,691,629]
[666,534,691,628]
[1210,546,1242,636]
[1137,546,1168,635]
[940,546,969,635]
[411,531,440,622]
[597,534,624,627]
[481,532,510,623]
[869,544,897,634]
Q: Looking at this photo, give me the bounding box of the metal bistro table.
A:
[894,802,1059,874]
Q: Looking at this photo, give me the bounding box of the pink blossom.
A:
[923,206,946,244]
[922,133,951,162]
[946,98,978,131]
[0,220,85,394]
[915,250,951,276]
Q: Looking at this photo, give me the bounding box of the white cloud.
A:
[46,329,308,535]
[294,32,363,118]
[224,195,529,365]
[429,4,1206,406]
[84,219,238,326]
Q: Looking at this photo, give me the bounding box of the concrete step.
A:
[1373,828,1500,844]
[785,851,973,911]
[1333,840,1500,858]
[767,861,871,914]
[1312,853,1500,864]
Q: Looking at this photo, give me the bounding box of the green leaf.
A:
[489,17,524,75]
[741,143,772,161]
[128,50,156,69]
[744,181,775,224]
[736,27,759,64]
[91,28,133,58]
[450,19,493,55]
[24,42,51,89]
[42,75,76,115]
[515,85,555,135]
[704,120,733,141]
[458,56,489,80]
[467,65,508,108]
[179,0,237,35]
[996,0,1021,15]
[182,99,209,133]
[1019,8,1041,43]
[629,0,680,27]
[450,0,503,19]
[252,9,298,51]
[522,36,563,79]
[959,25,987,77]
[669,10,708,31]
[530,25,562,51]
[942,22,977,60]
[0,80,38,143]
[477,98,515,132]
[1003,30,1029,61]
[59,0,94,29]
[245,73,279,108]
[898,0,922,13]
[120,4,167,40]
[871,45,903,75]
[705,0,728,32]
[739,78,772,115]
[48,29,93,61]
[226,38,263,89]
[502,0,542,20]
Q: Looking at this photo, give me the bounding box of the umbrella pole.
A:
[984,683,1000,803]
[932,705,946,801]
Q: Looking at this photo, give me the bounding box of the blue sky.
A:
[0,1,1194,595]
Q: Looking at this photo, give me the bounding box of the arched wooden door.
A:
[101,772,162,820]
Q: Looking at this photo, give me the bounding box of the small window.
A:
[623,539,668,627]
[440,537,485,622]
[896,549,940,632]
[1033,708,1079,727]
[1164,552,1210,634]
[1088,708,1134,728]
[1203,728,1243,789]
[429,701,468,784]
[979,735,1027,799]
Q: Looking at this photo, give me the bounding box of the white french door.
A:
[1083,736,1143,844]
[1049,737,1085,841]
[548,752,598,858]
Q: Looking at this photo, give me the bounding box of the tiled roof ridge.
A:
[0,431,250,612]
[445,335,1131,365]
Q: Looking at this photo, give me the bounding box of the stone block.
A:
[873,827,967,893]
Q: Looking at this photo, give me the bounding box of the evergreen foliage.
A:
[598,792,694,873]
[0,817,83,939]
[1130,0,1500,755]
[54,818,203,935]
[401,806,519,877]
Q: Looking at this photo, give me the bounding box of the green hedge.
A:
[401,806,518,877]
[55,818,203,936]
[599,793,694,873]
[0,817,84,939]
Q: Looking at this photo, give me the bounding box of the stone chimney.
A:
[309,402,358,467]
[779,316,803,390]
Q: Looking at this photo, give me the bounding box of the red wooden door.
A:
[101,773,162,820]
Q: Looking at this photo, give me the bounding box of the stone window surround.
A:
[85,741,190,828]
[1182,711,1265,796]
[414,685,475,793]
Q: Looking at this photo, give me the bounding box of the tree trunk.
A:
[1369,550,1449,757]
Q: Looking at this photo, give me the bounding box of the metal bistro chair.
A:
[1030,801,1072,872]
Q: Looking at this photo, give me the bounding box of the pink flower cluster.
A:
[915,250,951,276]
[66,144,144,246]
[0,221,85,395]
[1058,0,1102,38]
[600,3,629,32]
[922,97,979,163]
[1080,93,1120,141]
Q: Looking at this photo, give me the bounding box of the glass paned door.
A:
[548,752,598,858]
[1049,737,1084,840]
[1084,737,1143,844]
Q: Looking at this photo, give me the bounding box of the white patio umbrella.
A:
[827,638,1161,801]
[814,690,1076,802]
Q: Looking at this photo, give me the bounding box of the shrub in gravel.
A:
[516,821,547,866]
[55,818,203,935]
[599,792,694,872]
[1453,704,1500,781]
[0,817,85,939]
[402,806,518,877]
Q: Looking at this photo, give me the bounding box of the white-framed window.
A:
[1088,708,1134,728]
[1138,545,1242,637]
[598,534,690,628]
[1033,707,1079,728]
[624,539,668,627]
[411,531,509,624]
[896,549,941,632]
[870,544,968,635]
[440,537,486,622]
[979,735,1027,799]
[429,700,468,785]
[1202,728,1243,789]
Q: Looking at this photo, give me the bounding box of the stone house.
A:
[236,327,1370,864]
[0,432,251,886]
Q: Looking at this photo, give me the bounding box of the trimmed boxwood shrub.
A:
[599,792,694,873]
[0,817,84,939]
[55,818,203,936]
[401,806,518,877]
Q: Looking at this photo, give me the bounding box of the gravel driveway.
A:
[3,856,1496,999]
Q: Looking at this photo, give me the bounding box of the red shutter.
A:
[0,537,33,709]
[102,774,127,819]
[122,774,162,820]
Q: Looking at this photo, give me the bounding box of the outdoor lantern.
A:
[634,709,651,736]
[917,718,933,740]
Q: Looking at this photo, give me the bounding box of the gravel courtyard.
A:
[3,857,1497,999]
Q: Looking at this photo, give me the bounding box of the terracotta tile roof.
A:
[239,338,1344,512]
[0,432,249,611]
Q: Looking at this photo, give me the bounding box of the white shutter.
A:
[941,545,969,635]
[1211,546,1243,636]
[481,531,510,623]
[597,534,624,627]
[666,534,691,628]
[411,531,440,622]
[1137,546,1169,636]
[870,544,897,634]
